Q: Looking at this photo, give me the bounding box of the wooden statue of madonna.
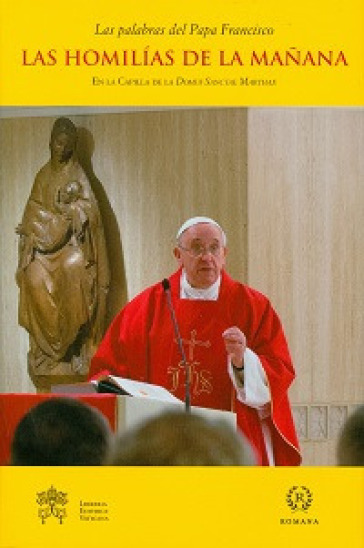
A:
[16,117,110,391]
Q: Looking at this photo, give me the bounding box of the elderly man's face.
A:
[174,223,227,289]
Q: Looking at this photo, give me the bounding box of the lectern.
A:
[52,380,237,432]
[115,395,236,434]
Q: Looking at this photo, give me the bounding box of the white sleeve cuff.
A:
[228,347,271,414]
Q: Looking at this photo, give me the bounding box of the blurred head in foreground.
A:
[106,410,256,466]
[336,405,364,466]
[11,397,111,466]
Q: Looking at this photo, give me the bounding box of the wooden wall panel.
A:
[0,108,247,393]
[247,108,364,464]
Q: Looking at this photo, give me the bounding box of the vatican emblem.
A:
[36,485,68,524]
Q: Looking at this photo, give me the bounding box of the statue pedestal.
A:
[28,345,93,393]
[33,374,88,393]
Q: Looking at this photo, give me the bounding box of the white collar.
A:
[180,270,221,300]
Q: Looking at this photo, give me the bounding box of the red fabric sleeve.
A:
[226,276,301,464]
[88,284,160,382]
[88,310,129,380]
[251,301,300,463]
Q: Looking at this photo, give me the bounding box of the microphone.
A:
[161,278,190,413]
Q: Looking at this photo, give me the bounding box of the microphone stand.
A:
[162,279,190,413]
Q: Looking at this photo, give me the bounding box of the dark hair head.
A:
[11,397,111,466]
[107,410,256,466]
[337,405,364,466]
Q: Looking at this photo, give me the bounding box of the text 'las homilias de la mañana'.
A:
[21,48,348,68]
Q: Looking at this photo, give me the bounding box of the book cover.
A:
[0,1,363,546]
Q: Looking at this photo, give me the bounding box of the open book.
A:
[91,375,183,404]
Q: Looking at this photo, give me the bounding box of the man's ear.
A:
[173,247,182,266]
[222,246,228,266]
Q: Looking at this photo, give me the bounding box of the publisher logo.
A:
[280,486,319,526]
[286,485,313,512]
[36,485,68,524]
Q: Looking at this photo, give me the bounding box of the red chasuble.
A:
[89,269,301,466]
